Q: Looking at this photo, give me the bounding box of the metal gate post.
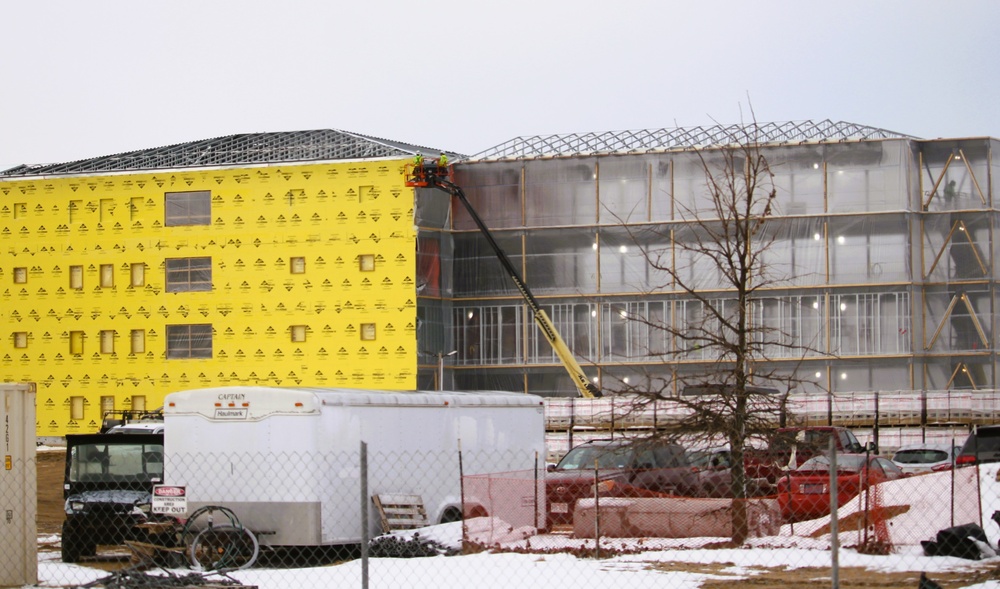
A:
[361,441,369,589]
[830,437,839,589]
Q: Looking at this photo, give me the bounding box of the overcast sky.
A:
[2,1,998,172]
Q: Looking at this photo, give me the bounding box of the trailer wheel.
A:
[181,505,242,548]
[188,524,259,571]
[439,507,463,524]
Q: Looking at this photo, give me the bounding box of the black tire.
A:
[439,507,463,524]
[61,521,88,563]
[82,540,97,557]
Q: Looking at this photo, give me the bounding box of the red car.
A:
[776,454,905,523]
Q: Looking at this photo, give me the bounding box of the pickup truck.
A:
[545,439,697,528]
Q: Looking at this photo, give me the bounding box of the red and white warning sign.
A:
[152,485,188,515]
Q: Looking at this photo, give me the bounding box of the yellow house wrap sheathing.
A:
[0,159,417,436]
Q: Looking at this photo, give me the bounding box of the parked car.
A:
[545,439,696,528]
[776,453,906,523]
[956,425,1000,466]
[687,447,772,498]
[747,426,870,484]
[891,443,958,475]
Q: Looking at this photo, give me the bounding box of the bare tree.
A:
[611,116,820,544]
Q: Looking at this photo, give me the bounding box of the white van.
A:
[162,386,546,546]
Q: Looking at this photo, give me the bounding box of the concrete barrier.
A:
[572,497,781,539]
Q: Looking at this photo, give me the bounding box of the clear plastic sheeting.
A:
[830,292,911,357]
[825,141,910,213]
[451,232,524,298]
[597,156,658,224]
[523,228,597,295]
[757,217,826,286]
[922,284,991,355]
[828,215,909,284]
[450,291,911,367]
[752,295,825,360]
[919,356,990,391]
[766,144,827,215]
[921,140,991,213]
[597,226,671,293]
[165,324,212,359]
[827,360,914,394]
[671,151,731,221]
[453,304,523,366]
[414,188,452,229]
[922,213,992,282]
[426,135,1000,397]
[452,163,522,230]
[524,159,598,227]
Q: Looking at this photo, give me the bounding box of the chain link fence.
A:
[13,442,1000,588]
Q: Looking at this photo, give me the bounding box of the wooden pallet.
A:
[373,493,428,533]
[125,540,188,569]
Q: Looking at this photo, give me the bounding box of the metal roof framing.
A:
[469,120,918,161]
[1,129,454,177]
[1,120,917,177]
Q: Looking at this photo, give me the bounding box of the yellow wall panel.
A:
[1,159,418,436]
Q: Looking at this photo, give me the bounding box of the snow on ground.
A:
[25,464,1000,589]
[32,539,995,589]
[786,462,991,548]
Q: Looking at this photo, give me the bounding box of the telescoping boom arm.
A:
[406,163,602,398]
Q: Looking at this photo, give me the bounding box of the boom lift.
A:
[405,161,602,398]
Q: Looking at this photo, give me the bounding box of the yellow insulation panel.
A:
[0,159,418,436]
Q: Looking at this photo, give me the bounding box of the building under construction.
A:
[2,121,999,436]
[0,130,455,436]
[444,121,1000,432]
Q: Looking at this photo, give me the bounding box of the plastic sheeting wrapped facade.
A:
[414,137,1000,399]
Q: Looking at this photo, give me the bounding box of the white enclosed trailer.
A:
[163,386,546,546]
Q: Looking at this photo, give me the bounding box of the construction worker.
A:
[410,153,425,183]
[944,179,957,201]
[437,152,449,171]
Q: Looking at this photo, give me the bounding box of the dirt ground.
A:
[654,561,1000,589]
[32,449,1000,587]
[37,448,67,536]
